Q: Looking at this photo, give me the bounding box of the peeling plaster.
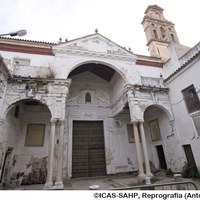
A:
[106,148,113,166]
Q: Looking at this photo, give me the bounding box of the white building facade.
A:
[0,5,199,189]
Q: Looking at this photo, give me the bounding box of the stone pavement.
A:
[2,173,200,190]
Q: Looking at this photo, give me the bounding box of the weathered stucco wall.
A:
[144,106,182,172]
[65,70,139,176]
[165,58,200,170]
[2,102,51,187]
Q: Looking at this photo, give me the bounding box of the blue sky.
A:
[0,0,199,55]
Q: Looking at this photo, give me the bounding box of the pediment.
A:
[53,33,136,59]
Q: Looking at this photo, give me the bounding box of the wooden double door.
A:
[72,121,106,178]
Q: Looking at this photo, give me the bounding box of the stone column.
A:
[44,119,56,189]
[0,119,5,177]
[0,119,5,141]
[133,122,146,183]
[139,122,153,178]
[55,119,65,189]
[127,89,146,183]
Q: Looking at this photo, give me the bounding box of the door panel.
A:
[72,121,106,178]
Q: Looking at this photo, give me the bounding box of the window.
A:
[85,93,91,103]
[14,105,20,118]
[13,58,30,66]
[153,29,158,39]
[127,124,135,143]
[127,124,141,143]
[149,119,161,141]
[170,34,175,42]
[160,26,165,33]
[25,124,45,146]
[182,85,200,113]
[192,114,200,135]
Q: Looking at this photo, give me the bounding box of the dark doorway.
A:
[183,145,197,167]
[72,121,106,178]
[156,145,167,170]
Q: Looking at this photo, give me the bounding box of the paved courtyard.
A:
[2,172,200,190]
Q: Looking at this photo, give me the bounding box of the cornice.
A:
[141,16,174,26]
[0,42,54,56]
[53,48,136,62]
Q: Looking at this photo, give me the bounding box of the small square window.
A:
[25,124,45,147]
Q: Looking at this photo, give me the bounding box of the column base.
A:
[137,173,146,185]
[44,181,54,190]
[54,181,64,190]
[146,172,154,178]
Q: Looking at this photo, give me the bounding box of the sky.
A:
[0,0,200,55]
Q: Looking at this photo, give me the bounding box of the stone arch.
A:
[4,98,52,120]
[143,103,173,122]
[65,60,131,178]
[143,103,181,172]
[1,98,52,187]
[66,59,128,83]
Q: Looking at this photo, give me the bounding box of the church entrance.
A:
[72,121,106,178]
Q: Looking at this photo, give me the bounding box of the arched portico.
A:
[143,104,182,172]
[66,59,131,84]
[0,99,51,187]
[65,61,129,178]
[0,77,71,189]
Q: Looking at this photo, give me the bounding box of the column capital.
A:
[131,120,144,125]
[50,118,57,124]
[127,89,135,99]
[59,119,65,124]
[131,121,138,126]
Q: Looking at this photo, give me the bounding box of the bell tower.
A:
[141,5,180,61]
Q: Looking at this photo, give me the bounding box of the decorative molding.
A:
[53,34,136,61]
[53,48,135,61]
[113,120,122,128]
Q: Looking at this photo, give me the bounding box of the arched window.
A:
[160,26,165,33]
[170,34,175,42]
[85,93,91,103]
[160,27,165,38]
[153,29,158,39]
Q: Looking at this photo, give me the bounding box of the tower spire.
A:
[141,5,180,61]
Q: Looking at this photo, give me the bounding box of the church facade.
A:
[0,5,199,189]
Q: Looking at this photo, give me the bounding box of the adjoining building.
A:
[0,5,199,189]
